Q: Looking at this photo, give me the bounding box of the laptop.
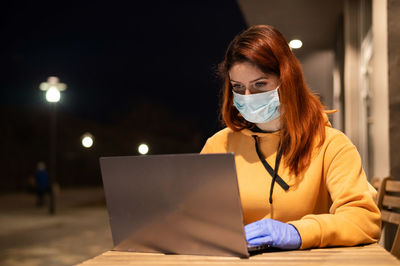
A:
[100,153,270,258]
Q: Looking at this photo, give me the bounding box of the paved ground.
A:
[0,187,113,266]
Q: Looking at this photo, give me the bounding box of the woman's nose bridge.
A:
[244,83,254,95]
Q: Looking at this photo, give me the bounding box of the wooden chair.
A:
[371,176,381,192]
[376,177,400,259]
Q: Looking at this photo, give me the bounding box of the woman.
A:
[201,25,381,250]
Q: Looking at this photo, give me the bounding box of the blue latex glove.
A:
[245,218,302,250]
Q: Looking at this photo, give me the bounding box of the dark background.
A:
[0,1,247,191]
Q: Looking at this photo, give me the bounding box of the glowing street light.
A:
[138,143,149,155]
[40,76,67,92]
[46,87,61,102]
[289,39,303,49]
[81,133,94,148]
[40,76,67,103]
[39,76,67,215]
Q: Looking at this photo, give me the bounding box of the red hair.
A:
[219,25,326,176]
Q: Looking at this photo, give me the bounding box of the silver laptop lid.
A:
[100,153,249,258]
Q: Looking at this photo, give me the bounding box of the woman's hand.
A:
[245,218,302,250]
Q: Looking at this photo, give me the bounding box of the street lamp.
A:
[45,87,61,102]
[39,76,67,214]
[138,143,149,155]
[81,132,94,148]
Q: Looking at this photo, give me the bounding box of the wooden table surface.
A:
[79,243,400,265]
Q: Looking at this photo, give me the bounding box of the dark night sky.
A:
[1,1,247,136]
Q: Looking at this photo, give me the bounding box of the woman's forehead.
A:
[229,62,276,82]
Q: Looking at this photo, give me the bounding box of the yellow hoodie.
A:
[200,118,381,249]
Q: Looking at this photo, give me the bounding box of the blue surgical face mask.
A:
[232,86,280,124]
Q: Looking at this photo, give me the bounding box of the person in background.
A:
[35,161,49,207]
[201,25,381,250]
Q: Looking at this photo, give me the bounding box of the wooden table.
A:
[79,243,400,265]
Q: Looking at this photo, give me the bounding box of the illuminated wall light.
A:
[289,39,303,49]
[138,143,149,155]
[81,133,94,148]
[46,87,61,102]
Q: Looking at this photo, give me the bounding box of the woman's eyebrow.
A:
[230,76,268,83]
[250,77,268,82]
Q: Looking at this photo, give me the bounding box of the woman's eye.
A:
[232,84,244,90]
[255,82,267,88]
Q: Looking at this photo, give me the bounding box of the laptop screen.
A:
[100,153,250,257]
